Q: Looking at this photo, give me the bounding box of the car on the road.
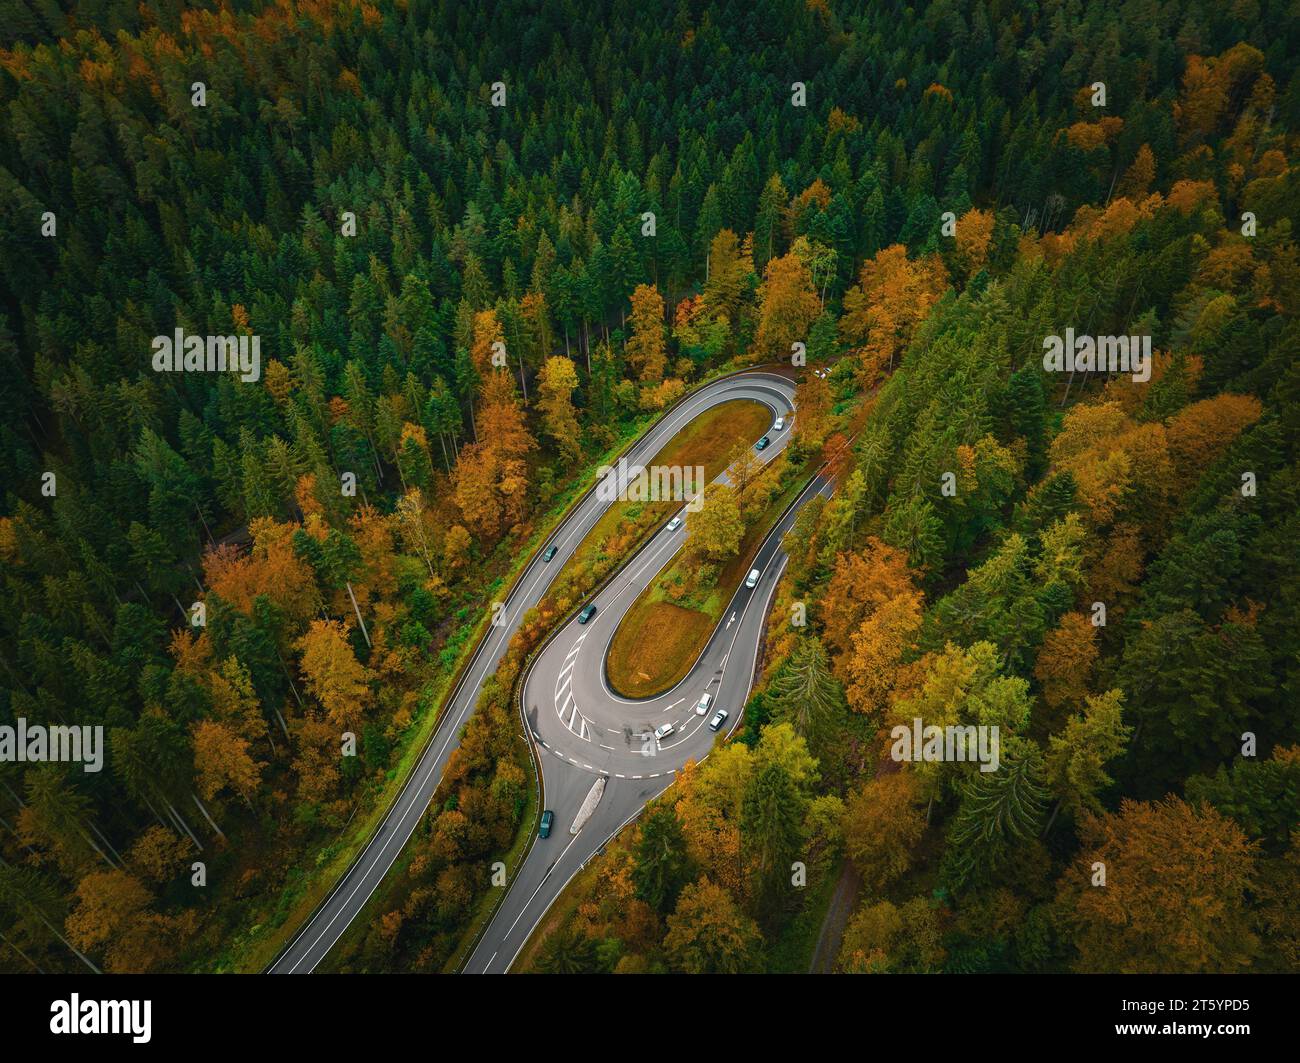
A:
[694,691,713,716]
[745,567,761,588]
[654,722,675,741]
[708,709,728,732]
[773,416,785,431]
[754,435,770,451]
[577,604,597,624]
[666,516,682,532]
[542,544,558,562]
[539,810,554,838]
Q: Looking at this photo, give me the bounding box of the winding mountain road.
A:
[270,369,809,974]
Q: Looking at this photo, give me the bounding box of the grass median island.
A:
[608,600,716,692]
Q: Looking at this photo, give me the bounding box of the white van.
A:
[745,567,761,588]
[694,691,713,716]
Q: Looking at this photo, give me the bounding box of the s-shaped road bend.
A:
[271,369,826,974]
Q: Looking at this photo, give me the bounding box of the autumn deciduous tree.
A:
[663,877,762,974]
[953,207,994,278]
[65,869,191,973]
[839,245,948,384]
[673,753,750,898]
[841,590,924,716]
[192,720,263,806]
[537,355,582,460]
[1117,143,1156,198]
[452,445,504,539]
[842,771,926,892]
[1033,611,1098,719]
[1165,393,1262,496]
[791,373,832,452]
[1175,43,1266,147]
[204,518,320,622]
[837,896,947,973]
[1062,796,1259,973]
[754,249,820,360]
[820,538,916,659]
[469,308,505,378]
[296,618,374,729]
[209,656,268,750]
[1048,402,1172,534]
[625,283,667,383]
[442,524,471,572]
[127,827,191,884]
[392,489,438,576]
[701,229,751,325]
[689,483,744,561]
[454,373,536,539]
[477,371,537,463]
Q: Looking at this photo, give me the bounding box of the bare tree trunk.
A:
[346,581,371,648]
[191,794,226,842]
[0,929,44,973]
[1043,797,1063,837]
[164,799,203,850]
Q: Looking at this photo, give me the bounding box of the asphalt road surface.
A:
[270,370,803,973]
[465,394,837,973]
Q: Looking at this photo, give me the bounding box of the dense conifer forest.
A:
[0,0,1297,974]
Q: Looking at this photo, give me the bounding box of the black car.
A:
[542,544,558,562]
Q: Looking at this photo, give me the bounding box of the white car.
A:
[694,692,713,716]
[708,709,729,732]
[654,723,675,741]
[773,416,785,431]
[745,567,761,589]
[666,516,682,532]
